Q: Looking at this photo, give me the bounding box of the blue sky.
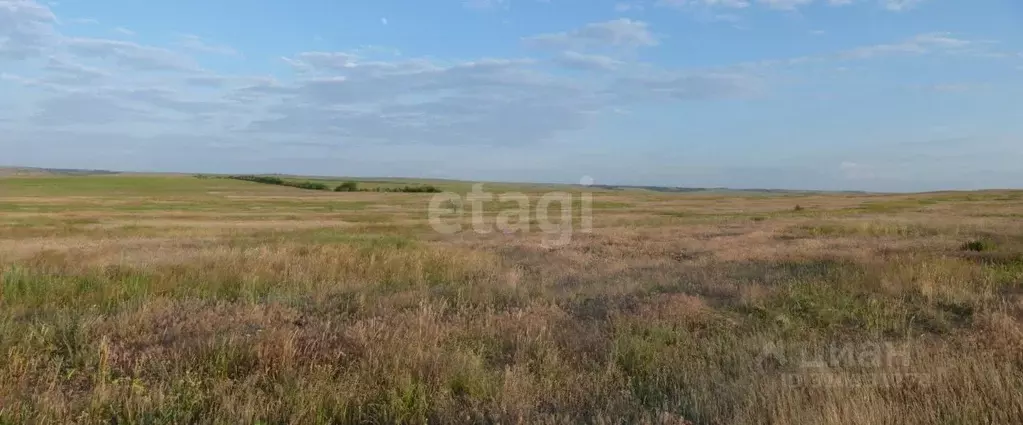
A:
[1,0,1021,191]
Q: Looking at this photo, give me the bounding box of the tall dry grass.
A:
[2,181,1023,423]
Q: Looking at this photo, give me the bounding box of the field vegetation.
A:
[225,175,440,193]
[1,174,1022,424]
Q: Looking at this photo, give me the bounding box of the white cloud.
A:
[65,37,199,71]
[285,51,360,71]
[2,1,935,158]
[184,75,232,88]
[523,19,659,50]
[0,0,57,58]
[658,0,750,9]
[252,55,601,145]
[243,46,757,146]
[42,55,110,86]
[175,34,238,56]
[183,74,269,88]
[554,51,624,71]
[66,17,98,25]
[606,72,760,102]
[463,0,508,10]
[755,0,812,10]
[655,0,927,12]
[840,32,971,59]
[614,2,646,12]
[880,0,925,11]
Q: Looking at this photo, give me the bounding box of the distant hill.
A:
[587,184,868,195]
[0,166,121,176]
[0,166,874,194]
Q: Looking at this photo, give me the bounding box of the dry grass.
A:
[2,176,1023,424]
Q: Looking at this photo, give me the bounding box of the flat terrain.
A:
[2,175,1023,424]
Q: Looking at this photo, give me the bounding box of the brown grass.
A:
[2,178,1023,423]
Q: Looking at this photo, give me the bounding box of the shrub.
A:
[288,181,328,191]
[228,175,329,191]
[371,185,442,193]
[794,204,805,212]
[228,175,438,193]
[961,239,996,252]
[398,185,442,193]
[335,181,360,192]
[231,175,285,185]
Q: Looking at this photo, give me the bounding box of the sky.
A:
[1,0,1022,192]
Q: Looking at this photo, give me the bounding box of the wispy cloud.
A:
[463,0,509,10]
[656,0,928,13]
[880,0,926,12]
[65,37,199,71]
[66,17,98,25]
[523,19,658,50]
[553,51,624,71]
[840,32,971,59]
[0,0,57,59]
[175,34,239,56]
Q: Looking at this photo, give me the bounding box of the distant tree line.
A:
[222,175,441,193]
[228,175,328,191]
[334,181,441,193]
[373,185,442,193]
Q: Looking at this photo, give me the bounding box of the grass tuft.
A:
[961,239,997,252]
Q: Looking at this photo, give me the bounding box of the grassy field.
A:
[1,174,1022,424]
